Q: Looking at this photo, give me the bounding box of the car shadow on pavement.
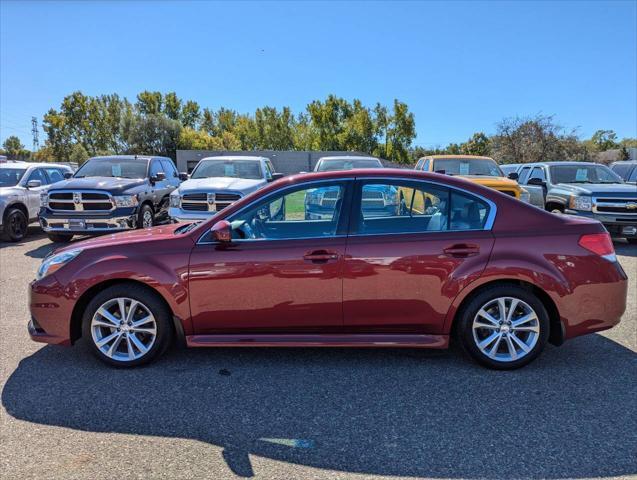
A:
[3,335,636,478]
[0,226,46,250]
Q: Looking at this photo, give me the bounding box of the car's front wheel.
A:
[456,285,549,370]
[138,204,154,229]
[82,283,172,367]
[2,208,28,242]
[47,233,73,243]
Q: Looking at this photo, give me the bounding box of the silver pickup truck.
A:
[168,156,283,222]
[0,162,73,241]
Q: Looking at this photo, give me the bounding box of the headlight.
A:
[169,194,181,208]
[40,192,48,207]
[569,195,593,211]
[36,249,82,280]
[520,189,531,203]
[113,195,139,208]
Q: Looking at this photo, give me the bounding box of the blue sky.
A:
[1,0,636,150]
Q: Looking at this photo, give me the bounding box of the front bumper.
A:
[564,210,637,238]
[29,275,73,346]
[168,207,218,223]
[39,207,138,234]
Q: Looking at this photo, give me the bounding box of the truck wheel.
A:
[2,208,28,242]
[47,233,74,243]
[138,204,154,229]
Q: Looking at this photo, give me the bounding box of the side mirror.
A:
[210,220,232,243]
[178,172,189,181]
[508,172,519,180]
[26,180,42,188]
[268,173,285,182]
[527,177,545,186]
[150,172,166,183]
[63,172,73,179]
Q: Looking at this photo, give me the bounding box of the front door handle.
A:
[303,250,340,263]
[443,244,480,258]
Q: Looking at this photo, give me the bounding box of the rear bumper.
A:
[564,210,637,237]
[39,207,137,234]
[28,275,73,346]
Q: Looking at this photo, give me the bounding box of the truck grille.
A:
[593,197,637,215]
[180,192,242,212]
[48,191,114,212]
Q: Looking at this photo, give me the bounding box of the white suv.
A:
[169,156,282,222]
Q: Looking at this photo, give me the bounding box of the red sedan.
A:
[29,169,628,369]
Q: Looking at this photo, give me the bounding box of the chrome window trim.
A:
[196,176,497,245]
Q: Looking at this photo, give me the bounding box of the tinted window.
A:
[75,158,148,179]
[357,181,450,234]
[316,158,383,171]
[229,182,345,240]
[518,166,531,184]
[160,159,178,177]
[450,191,490,230]
[191,160,263,180]
[150,160,164,177]
[27,168,48,185]
[549,165,622,184]
[44,168,66,183]
[528,167,546,182]
[0,168,27,187]
[432,158,503,176]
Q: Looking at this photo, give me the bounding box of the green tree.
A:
[254,106,295,150]
[181,100,201,129]
[136,91,163,115]
[69,143,89,164]
[619,145,630,161]
[461,132,491,156]
[590,129,619,152]
[164,92,182,121]
[125,114,182,159]
[2,136,24,158]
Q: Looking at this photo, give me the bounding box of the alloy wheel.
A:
[142,210,153,228]
[90,297,157,362]
[10,213,26,238]
[471,296,540,363]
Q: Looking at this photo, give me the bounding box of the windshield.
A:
[0,168,27,187]
[549,165,623,184]
[191,160,263,180]
[316,158,383,171]
[433,158,503,176]
[74,158,148,179]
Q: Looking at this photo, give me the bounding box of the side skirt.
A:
[186,333,449,349]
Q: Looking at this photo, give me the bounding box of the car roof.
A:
[0,162,70,169]
[317,156,381,162]
[199,156,268,161]
[88,155,161,161]
[611,160,637,165]
[528,161,604,166]
[423,155,494,161]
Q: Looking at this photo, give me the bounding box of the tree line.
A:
[1,91,635,165]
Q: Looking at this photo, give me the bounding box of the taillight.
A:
[578,233,616,261]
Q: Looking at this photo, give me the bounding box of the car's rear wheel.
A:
[82,284,172,367]
[456,285,549,370]
[2,208,28,242]
[47,233,74,243]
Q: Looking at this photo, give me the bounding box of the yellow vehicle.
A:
[415,155,525,200]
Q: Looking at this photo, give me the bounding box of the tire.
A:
[627,238,637,245]
[455,284,550,370]
[138,204,154,229]
[2,208,28,242]
[47,233,74,243]
[81,283,172,367]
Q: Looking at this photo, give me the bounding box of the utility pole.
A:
[31,116,40,155]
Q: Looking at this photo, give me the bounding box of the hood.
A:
[556,183,637,196]
[460,176,522,190]
[48,177,147,194]
[52,223,187,255]
[178,177,264,193]
[0,186,23,198]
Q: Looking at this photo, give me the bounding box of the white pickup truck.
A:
[168,156,282,222]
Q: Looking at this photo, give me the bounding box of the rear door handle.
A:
[303,250,340,263]
[443,244,480,258]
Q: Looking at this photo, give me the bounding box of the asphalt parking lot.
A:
[1,228,636,480]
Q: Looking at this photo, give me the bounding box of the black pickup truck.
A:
[39,155,181,243]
